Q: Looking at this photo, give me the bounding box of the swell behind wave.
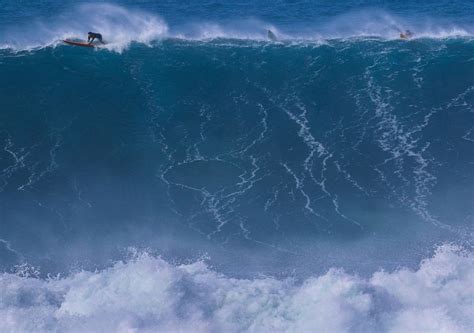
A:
[1,245,472,333]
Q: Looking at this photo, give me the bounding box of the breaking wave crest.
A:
[0,4,168,52]
[1,3,474,52]
[1,245,472,333]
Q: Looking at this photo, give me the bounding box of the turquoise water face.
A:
[1,38,473,276]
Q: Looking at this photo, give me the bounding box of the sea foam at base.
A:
[1,245,472,333]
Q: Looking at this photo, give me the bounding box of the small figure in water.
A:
[400,30,414,39]
[87,32,105,44]
[267,30,278,41]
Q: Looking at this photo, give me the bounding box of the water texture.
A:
[0,1,473,332]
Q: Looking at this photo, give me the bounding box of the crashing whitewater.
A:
[1,245,473,333]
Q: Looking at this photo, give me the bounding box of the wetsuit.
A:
[88,32,104,44]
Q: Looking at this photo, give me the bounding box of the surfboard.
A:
[63,39,96,48]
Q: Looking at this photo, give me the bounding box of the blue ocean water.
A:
[1,1,473,332]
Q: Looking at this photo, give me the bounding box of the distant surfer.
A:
[400,30,414,39]
[267,30,278,41]
[87,32,105,44]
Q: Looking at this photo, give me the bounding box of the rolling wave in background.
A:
[1,3,473,332]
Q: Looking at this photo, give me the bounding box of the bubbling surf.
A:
[0,245,472,333]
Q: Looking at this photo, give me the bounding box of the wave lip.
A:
[1,245,472,333]
[0,3,168,52]
[1,5,474,53]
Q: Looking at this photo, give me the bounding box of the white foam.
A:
[309,10,473,40]
[1,244,472,332]
[172,19,283,41]
[157,11,474,42]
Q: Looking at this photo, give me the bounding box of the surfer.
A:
[87,32,105,44]
[400,30,414,39]
[267,30,278,41]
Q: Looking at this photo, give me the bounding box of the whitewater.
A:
[1,246,472,332]
[1,1,473,332]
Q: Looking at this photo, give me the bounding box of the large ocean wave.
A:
[1,35,473,272]
[1,3,473,330]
